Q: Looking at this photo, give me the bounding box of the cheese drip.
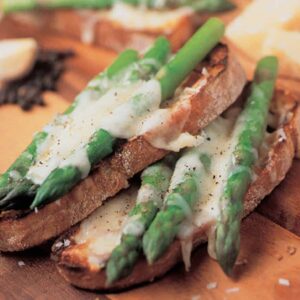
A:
[27,79,161,185]
[74,186,137,269]
[175,115,241,266]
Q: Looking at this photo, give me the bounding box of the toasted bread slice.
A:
[0,45,246,252]
[52,90,300,291]
[7,5,195,52]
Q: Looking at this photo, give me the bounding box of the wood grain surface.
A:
[1,1,300,299]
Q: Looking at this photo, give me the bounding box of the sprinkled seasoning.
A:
[0,49,73,110]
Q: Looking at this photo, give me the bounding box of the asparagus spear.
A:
[1,0,111,13]
[0,132,47,207]
[119,0,235,11]
[1,0,235,13]
[186,0,235,12]
[0,49,139,209]
[157,17,224,101]
[143,148,204,263]
[215,56,278,275]
[106,162,173,285]
[30,37,171,208]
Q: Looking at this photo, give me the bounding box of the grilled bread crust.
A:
[8,9,194,52]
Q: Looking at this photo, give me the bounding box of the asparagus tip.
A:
[105,272,116,287]
[255,56,279,82]
[144,243,159,265]
[30,191,44,209]
[219,259,235,277]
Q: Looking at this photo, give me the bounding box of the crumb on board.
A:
[275,254,283,261]
[55,241,63,248]
[206,282,218,290]
[287,245,297,256]
[63,239,71,247]
[278,278,290,287]
[225,287,240,293]
[191,295,201,300]
[235,258,248,266]
[18,261,25,267]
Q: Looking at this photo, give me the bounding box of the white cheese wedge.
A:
[226,0,300,57]
[0,38,38,82]
[226,0,300,76]
[262,29,300,78]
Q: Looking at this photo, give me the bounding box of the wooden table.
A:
[1,2,300,299]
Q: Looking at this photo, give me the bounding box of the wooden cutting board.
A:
[1,2,300,299]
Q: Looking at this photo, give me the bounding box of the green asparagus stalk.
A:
[1,0,235,13]
[186,0,235,12]
[1,0,111,13]
[117,0,235,11]
[215,56,278,275]
[0,132,47,208]
[30,37,171,208]
[143,148,204,264]
[157,17,224,101]
[106,162,173,285]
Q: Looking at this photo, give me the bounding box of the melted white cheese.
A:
[136,184,162,205]
[101,79,161,138]
[105,3,193,33]
[74,186,137,264]
[27,69,207,185]
[60,148,91,179]
[122,215,145,236]
[169,149,203,192]
[26,79,161,185]
[140,79,208,152]
[180,239,193,271]
[174,116,239,263]
[193,117,239,224]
